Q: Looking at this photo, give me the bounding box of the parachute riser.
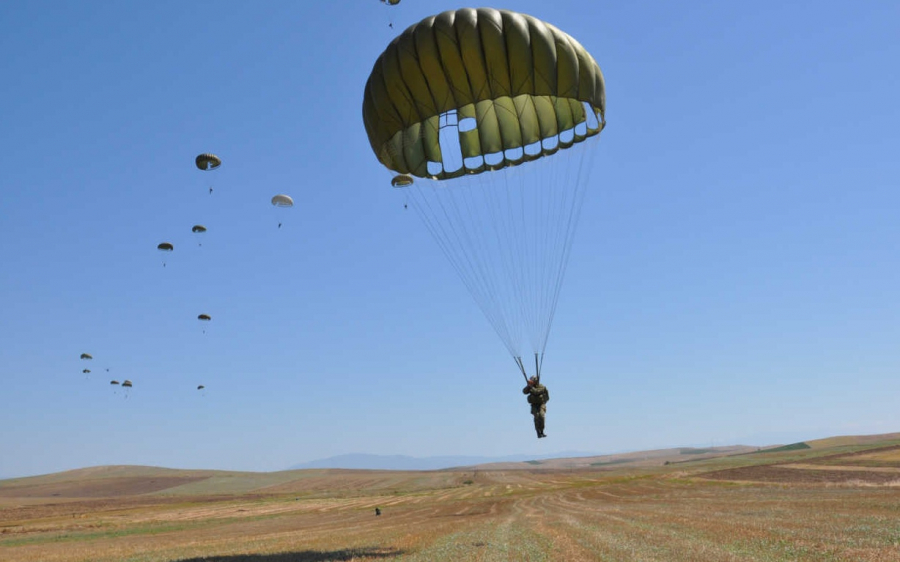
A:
[515,353,543,383]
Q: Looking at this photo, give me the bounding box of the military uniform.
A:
[523,380,550,438]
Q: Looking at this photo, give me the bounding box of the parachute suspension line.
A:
[515,356,528,382]
[406,177,520,359]
[541,135,600,353]
[535,352,542,382]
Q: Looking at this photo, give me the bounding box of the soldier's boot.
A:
[537,419,546,438]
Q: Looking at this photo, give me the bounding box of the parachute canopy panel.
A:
[122,380,133,388]
[80,353,92,360]
[195,153,221,170]
[158,242,174,252]
[271,194,294,207]
[198,314,211,321]
[192,225,207,233]
[362,8,605,179]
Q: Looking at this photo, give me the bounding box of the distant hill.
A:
[3,432,898,500]
[287,451,600,471]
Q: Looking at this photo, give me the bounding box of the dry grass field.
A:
[2,434,899,562]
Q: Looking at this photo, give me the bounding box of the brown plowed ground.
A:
[701,444,900,485]
[0,476,209,499]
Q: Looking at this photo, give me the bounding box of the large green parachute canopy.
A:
[271,194,294,207]
[195,153,221,171]
[362,8,606,381]
[362,7,605,180]
[198,314,211,321]
[157,242,174,252]
[80,353,92,360]
[192,225,207,233]
[122,380,133,388]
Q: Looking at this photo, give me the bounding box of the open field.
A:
[2,434,900,561]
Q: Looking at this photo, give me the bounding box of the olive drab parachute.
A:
[362,8,605,179]
[195,153,221,171]
[197,385,205,390]
[83,369,91,374]
[80,353,92,360]
[122,380,132,387]
[198,314,211,321]
[110,380,120,385]
[391,175,414,188]
[157,242,174,267]
[363,8,606,381]
[196,153,221,195]
[192,225,206,246]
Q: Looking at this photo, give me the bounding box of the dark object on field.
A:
[375,507,381,516]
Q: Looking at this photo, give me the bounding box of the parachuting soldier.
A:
[523,376,549,438]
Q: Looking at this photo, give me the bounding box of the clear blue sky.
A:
[2,1,898,479]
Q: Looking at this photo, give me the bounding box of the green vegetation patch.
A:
[755,442,811,454]
[590,458,634,467]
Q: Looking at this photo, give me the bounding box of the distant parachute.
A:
[82,369,91,374]
[110,380,120,385]
[271,194,293,228]
[80,353,92,360]
[195,153,221,171]
[122,380,132,387]
[192,225,207,233]
[271,194,293,207]
[198,314,211,321]
[197,385,205,390]
[157,242,174,267]
[196,153,221,194]
[391,175,414,188]
[381,0,400,4]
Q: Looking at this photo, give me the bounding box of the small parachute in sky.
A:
[195,153,221,171]
[198,314,211,321]
[379,0,400,29]
[271,194,293,207]
[157,242,174,267]
[192,225,207,246]
[122,380,132,387]
[197,385,205,390]
[196,153,221,194]
[110,380,120,385]
[391,175,414,188]
[271,194,293,228]
[82,369,91,374]
[80,353,92,360]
